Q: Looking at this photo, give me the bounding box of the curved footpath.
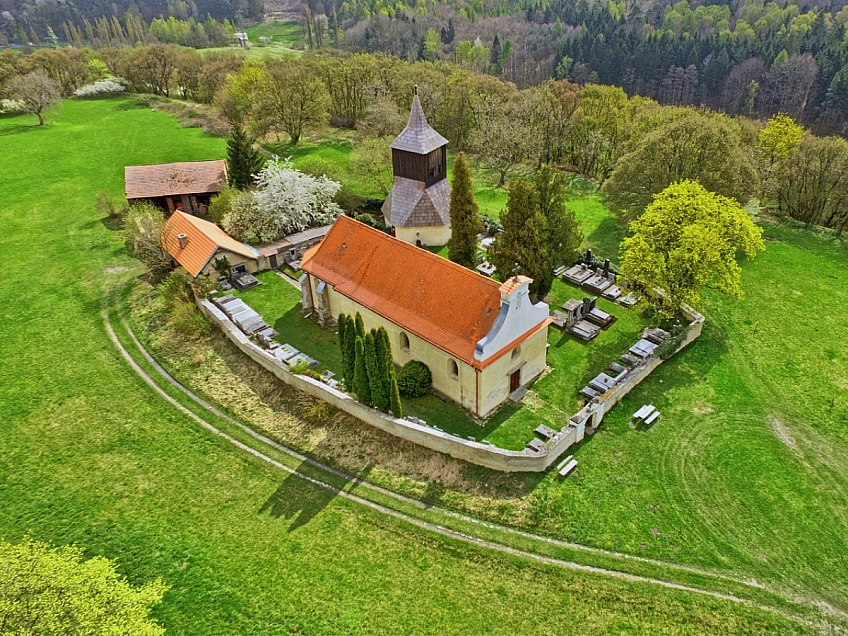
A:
[102,302,841,633]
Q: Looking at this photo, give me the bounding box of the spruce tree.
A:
[343,315,357,389]
[226,122,265,190]
[447,152,482,269]
[353,336,371,404]
[389,374,403,418]
[488,178,550,302]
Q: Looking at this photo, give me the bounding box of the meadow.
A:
[140,111,848,621]
[0,97,825,633]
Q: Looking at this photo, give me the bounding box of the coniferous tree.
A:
[355,312,365,340]
[343,314,357,389]
[389,374,403,418]
[226,122,265,190]
[488,179,550,302]
[337,312,348,382]
[364,330,385,409]
[447,152,482,269]
[353,336,371,404]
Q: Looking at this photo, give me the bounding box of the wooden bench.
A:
[644,411,660,426]
[559,459,578,478]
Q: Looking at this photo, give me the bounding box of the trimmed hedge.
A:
[397,360,432,398]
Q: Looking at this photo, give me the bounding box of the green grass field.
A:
[1,97,826,633]
[170,125,848,619]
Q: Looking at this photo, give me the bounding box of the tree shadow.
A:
[587,215,627,265]
[0,123,40,136]
[260,460,374,533]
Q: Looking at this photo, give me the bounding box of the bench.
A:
[633,404,656,420]
[559,458,578,477]
[644,411,660,426]
[556,455,574,471]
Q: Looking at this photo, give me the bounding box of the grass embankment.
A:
[0,97,816,633]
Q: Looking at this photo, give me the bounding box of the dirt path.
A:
[103,308,835,632]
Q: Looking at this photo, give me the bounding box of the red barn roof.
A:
[125,160,228,200]
[163,211,258,277]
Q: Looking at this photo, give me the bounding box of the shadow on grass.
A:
[587,215,627,265]
[261,460,374,532]
[0,123,41,135]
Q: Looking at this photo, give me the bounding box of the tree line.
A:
[4,43,846,236]
[0,0,259,46]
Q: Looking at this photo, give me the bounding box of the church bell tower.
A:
[381,86,452,247]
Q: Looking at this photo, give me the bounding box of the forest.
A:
[3,0,848,131]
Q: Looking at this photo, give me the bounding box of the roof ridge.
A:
[335,215,499,288]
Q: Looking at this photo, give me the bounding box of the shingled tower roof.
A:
[390,87,448,155]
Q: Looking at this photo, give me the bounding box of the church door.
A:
[509,369,521,393]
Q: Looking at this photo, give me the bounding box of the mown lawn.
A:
[1,97,815,634]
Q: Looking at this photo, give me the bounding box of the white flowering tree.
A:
[224,157,342,243]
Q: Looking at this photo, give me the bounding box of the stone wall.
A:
[569,307,705,429]
[197,298,703,473]
[198,299,573,472]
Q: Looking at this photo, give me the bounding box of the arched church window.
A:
[449,359,459,378]
[400,332,410,352]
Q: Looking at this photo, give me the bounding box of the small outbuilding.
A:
[125,160,228,215]
[163,210,262,278]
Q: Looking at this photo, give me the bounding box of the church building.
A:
[300,216,552,417]
[382,87,452,247]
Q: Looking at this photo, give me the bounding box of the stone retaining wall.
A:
[198,298,703,473]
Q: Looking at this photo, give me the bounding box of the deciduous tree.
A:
[771,135,848,233]
[6,71,61,125]
[0,537,167,636]
[123,201,172,278]
[602,112,756,221]
[351,136,393,196]
[619,180,765,316]
[757,113,804,167]
[447,152,481,269]
[258,57,330,144]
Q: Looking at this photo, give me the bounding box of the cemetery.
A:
[215,246,699,470]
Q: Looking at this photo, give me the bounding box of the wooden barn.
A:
[125,160,228,215]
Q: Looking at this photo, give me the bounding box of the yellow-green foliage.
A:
[757,113,804,166]
[0,537,167,636]
[619,180,765,316]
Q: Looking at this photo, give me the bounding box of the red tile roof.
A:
[163,211,258,277]
[125,160,228,200]
[302,216,507,365]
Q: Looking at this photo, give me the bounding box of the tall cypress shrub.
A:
[337,312,348,379]
[353,336,371,404]
[389,374,403,418]
[343,315,357,389]
[355,312,365,340]
[366,329,388,411]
